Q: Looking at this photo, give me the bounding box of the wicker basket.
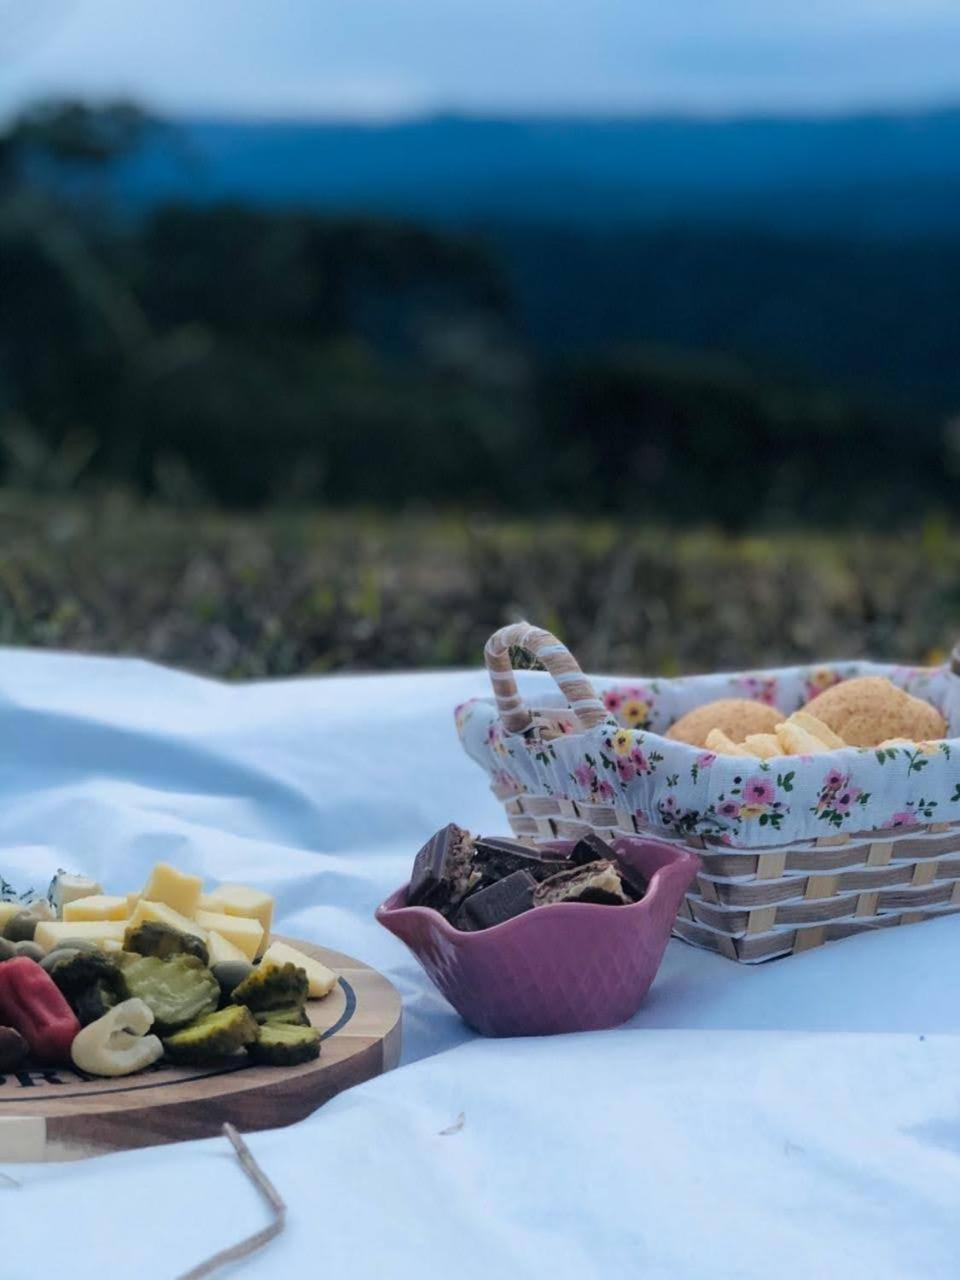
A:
[457,621,960,963]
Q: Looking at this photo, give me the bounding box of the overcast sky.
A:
[1,0,959,121]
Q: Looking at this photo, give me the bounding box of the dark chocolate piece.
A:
[456,871,536,931]
[474,837,571,883]
[532,860,629,908]
[573,834,648,900]
[408,823,475,910]
[569,833,618,866]
[612,855,648,902]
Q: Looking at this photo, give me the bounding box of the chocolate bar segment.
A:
[406,824,644,930]
[612,855,648,901]
[473,836,571,883]
[532,860,628,908]
[456,870,536,931]
[408,823,476,910]
[568,833,618,866]
[571,834,648,900]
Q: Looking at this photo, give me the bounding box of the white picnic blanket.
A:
[1,652,958,1279]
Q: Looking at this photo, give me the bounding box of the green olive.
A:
[40,946,79,973]
[3,911,39,943]
[12,941,45,962]
[3,899,54,943]
[0,938,16,962]
[211,960,254,998]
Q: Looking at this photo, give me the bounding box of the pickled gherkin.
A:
[253,1004,311,1027]
[163,1004,259,1063]
[49,951,128,1026]
[123,921,209,965]
[250,1022,320,1066]
[118,953,219,1033]
[230,962,308,1013]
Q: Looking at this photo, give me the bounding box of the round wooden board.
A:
[0,939,401,1162]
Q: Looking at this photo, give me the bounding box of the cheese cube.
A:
[50,874,103,917]
[129,899,208,943]
[63,894,129,922]
[194,910,262,961]
[141,863,203,919]
[206,929,249,966]
[0,902,23,932]
[200,885,273,956]
[34,920,129,954]
[259,940,337,999]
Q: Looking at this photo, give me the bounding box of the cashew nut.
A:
[70,997,164,1077]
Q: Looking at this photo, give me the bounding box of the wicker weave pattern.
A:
[478,622,960,964]
[498,786,960,962]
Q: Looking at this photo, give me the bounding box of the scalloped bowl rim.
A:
[375,837,702,943]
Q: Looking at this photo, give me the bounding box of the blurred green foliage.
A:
[0,101,957,527]
[0,495,957,677]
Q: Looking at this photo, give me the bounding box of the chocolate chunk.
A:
[532,860,629,908]
[569,833,617,866]
[456,871,536,931]
[612,855,648,901]
[474,836,571,883]
[472,836,530,855]
[572,834,648,900]
[408,823,475,910]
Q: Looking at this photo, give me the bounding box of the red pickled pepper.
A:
[0,957,80,1064]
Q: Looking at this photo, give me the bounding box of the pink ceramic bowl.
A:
[376,835,701,1037]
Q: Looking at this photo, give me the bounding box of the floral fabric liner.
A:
[456,660,960,850]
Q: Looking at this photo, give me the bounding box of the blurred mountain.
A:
[79,108,960,238]
[4,100,960,519]
[58,107,955,409]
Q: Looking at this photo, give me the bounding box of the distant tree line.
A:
[0,101,957,525]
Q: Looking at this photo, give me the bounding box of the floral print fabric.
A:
[456,660,960,850]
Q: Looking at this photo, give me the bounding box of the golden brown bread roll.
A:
[666,698,783,748]
[802,676,946,748]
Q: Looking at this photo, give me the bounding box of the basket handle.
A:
[484,621,609,734]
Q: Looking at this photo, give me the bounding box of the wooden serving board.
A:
[0,939,401,1162]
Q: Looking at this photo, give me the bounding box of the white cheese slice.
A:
[141,863,203,918]
[34,920,129,953]
[63,894,129,922]
[194,910,263,961]
[206,929,250,966]
[259,940,337,999]
[200,884,273,956]
[128,899,208,943]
